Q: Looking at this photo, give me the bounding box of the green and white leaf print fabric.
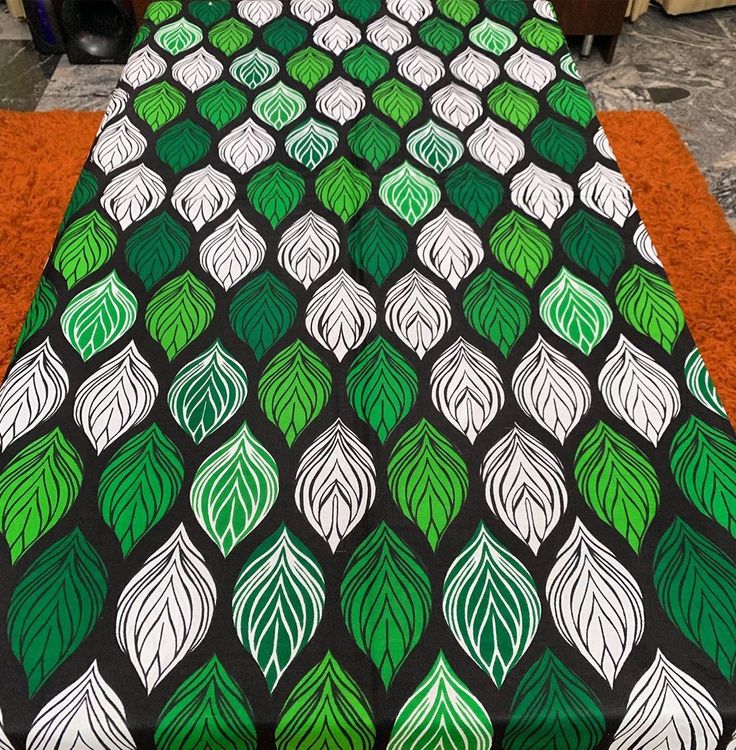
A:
[0,0,735,747]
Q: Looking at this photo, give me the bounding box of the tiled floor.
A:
[0,1,734,224]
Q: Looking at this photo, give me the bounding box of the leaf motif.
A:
[286,46,334,89]
[520,16,564,53]
[0,339,67,451]
[343,43,389,85]
[372,79,423,127]
[431,337,504,444]
[450,47,499,90]
[116,525,216,693]
[313,16,361,54]
[0,429,82,563]
[285,118,339,170]
[197,81,248,129]
[599,335,681,446]
[506,48,556,92]
[548,79,596,126]
[504,650,605,750]
[341,0,380,22]
[233,526,324,691]
[263,16,308,53]
[463,268,530,357]
[540,267,613,355]
[655,518,736,682]
[125,212,189,290]
[26,662,135,750]
[467,117,525,175]
[295,419,375,552]
[510,163,574,228]
[278,211,339,289]
[253,82,306,129]
[486,82,539,131]
[172,48,223,92]
[230,48,280,88]
[15,277,57,352]
[168,340,247,444]
[275,653,375,750]
[341,523,431,690]
[488,0,528,23]
[347,115,399,170]
[407,119,463,173]
[670,416,736,538]
[292,0,332,23]
[560,209,625,284]
[469,17,516,52]
[430,83,482,130]
[247,162,305,228]
[512,336,591,444]
[388,419,467,550]
[315,157,371,222]
[230,272,297,359]
[531,117,586,173]
[685,348,727,419]
[306,270,376,361]
[546,520,645,686]
[146,272,215,360]
[101,163,167,230]
[219,119,275,175]
[315,77,366,125]
[154,656,257,750]
[385,270,451,359]
[238,0,282,26]
[154,17,203,54]
[98,424,183,556]
[122,47,166,88]
[634,221,663,267]
[445,162,503,226]
[490,210,552,287]
[574,421,660,553]
[366,16,412,54]
[348,208,406,286]
[259,340,331,446]
[482,424,567,554]
[156,119,211,173]
[443,523,540,686]
[579,162,634,227]
[8,529,107,696]
[388,0,432,25]
[171,165,235,230]
[387,652,494,750]
[209,17,254,54]
[615,265,684,353]
[53,211,117,289]
[419,17,464,55]
[610,650,722,750]
[90,116,147,175]
[191,421,279,556]
[133,81,186,131]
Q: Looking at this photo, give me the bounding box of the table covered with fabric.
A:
[0,1,735,748]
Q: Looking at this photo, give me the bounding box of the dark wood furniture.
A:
[132,0,150,25]
[552,0,629,63]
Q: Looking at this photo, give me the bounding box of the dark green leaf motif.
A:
[654,518,736,681]
[62,169,98,227]
[263,17,307,54]
[343,45,390,86]
[98,424,184,556]
[419,17,464,54]
[155,656,257,750]
[487,0,527,24]
[7,529,107,696]
[53,210,117,289]
[531,118,587,173]
[189,0,229,25]
[560,210,625,285]
[248,162,305,228]
[15,277,57,352]
[490,211,552,287]
[339,0,381,22]
[348,115,400,169]
[547,80,596,127]
[348,209,407,285]
[445,163,503,226]
[156,119,212,173]
[125,212,190,290]
[315,157,371,222]
[197,81,248,129]
[286,47,333,89]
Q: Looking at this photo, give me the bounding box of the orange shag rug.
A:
[0,109,735,412]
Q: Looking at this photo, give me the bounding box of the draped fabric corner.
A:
[0,0,735,748]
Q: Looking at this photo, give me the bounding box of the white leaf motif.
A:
[295,419,376,552]
[505,48,556,91]
[594,126,615,160]
[172,48,223,92]
[398,47,444,90]
[238,0,282,26]
[431,337,504,443]
[450,47,499,90]
[387,0,432,24]
[91,117,147,175]
[99,88,129,131]
[534,0,557,20]
[315,77,365,124]
[101,164,166,230]
[116,525,216,693]
[430,84,482,131]
[74,341,158,453]
[278,211,339,288]
[291,0,332,23]
[579,162,635,227]
[481,424,567,554]
[467,118,525,175]
[0,339,68,451]
[313,16,361,55]
[634,221,662,267]
[510,163,574,228]
[27,662,135,750]
[366,16,411,54]
[121,47,166,88]
[218,119,276,175]
[546,520,645,686]
[171,165,235,231]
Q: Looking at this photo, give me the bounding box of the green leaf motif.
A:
[134,81,186,131]
[7,529,106,696]
[169,340,248,444]
[125,211,190,290]
[209,18,253,55]
[574,421,660,553]
[685,348,727,419]
[407,120,464,174]
[275,653,375,750]
[230,49,280,89]
[348,115,400,169]
[548,80,596,127]
[253,82,306,130]
[285,118,339,170]
[379,162,440,226]
[62,169,98,227]
[341,523,431,690]
[189,0,229,25]
[53,210,117,289]
[504,650,605,750]
[490,211,552,287]
[387,652,494,750]
[60,271,137,361]
[156,119,211,173]
[443,523,541,687]
[438,0,479,24]
[263,16,307,54]
[540,268,613,355]
[418,17,464,55]
[315,157,371,222]
[230,272,297,359]
[463,268,530,357]
[469,18,517,53]
[197,81,248,129]
[348,209,407,285]
[144,0,181,24]
[445,163,503,226]
[98,424,183,556]
[286,47,333,90]
[670,416,736,538]
[247,162,305,228]
[388,419,468,550]
[191,420,279,557]
[531,118,587,173]
[343,44,389,86]
[487,0,527,25]
[339,0,381,22]
[0,429,83,563]
[653,518,736,681]
[154,656,257,750]
[259,340,331,446]
[521,17,565,53]
[146,271,215,360]
[487,82,540,131]
[615,265,684,353]
[233,526,325,691]
[372,79,423,127]
[560,210,625,285]
[15,277,57,353]
[154,17,202,54]
[347,336,417,442]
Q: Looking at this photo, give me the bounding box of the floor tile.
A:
[0,39,57,111]
[35,55,124,111]
[0,4,31,41]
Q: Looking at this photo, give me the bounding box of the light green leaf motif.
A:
[7,529,106,696]
[379,162,441,226]
[315,157,372,222]
[134,81,186,131]
[388,419,468,550]
[0,428,83,563]
[154,17,203,54]
[286,47,333,89]
[469,18,517,53]
[168,340,248,444]
[53,211,117,289]
[387,652,494,750]
[275,653,375,750]
[60,271,137,361]
[233,525,325,692]
[341,523,431,689]
[190,420,279,556]
[490,211,552,287]
[209,18,253,55]
[443,523,541,687]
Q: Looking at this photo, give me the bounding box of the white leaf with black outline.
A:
[172,48,223,92]
[398,47,445,90]
[505,48,556,91]
[91,117,147,175]
[121,47,166,88]
[101,164,166,230]
[579,162,635,227]
[450,47,499,90]
[366,16,412,54]
[171,165,235,231]
[218,119,276,175]
[313,16,361,55]
[467,118,525,175]
[510,163,574,228]
[315,77,365,124]
[430,84,482,131]
[278,211,339,289]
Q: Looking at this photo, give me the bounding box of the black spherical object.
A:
[60,0,135,64]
